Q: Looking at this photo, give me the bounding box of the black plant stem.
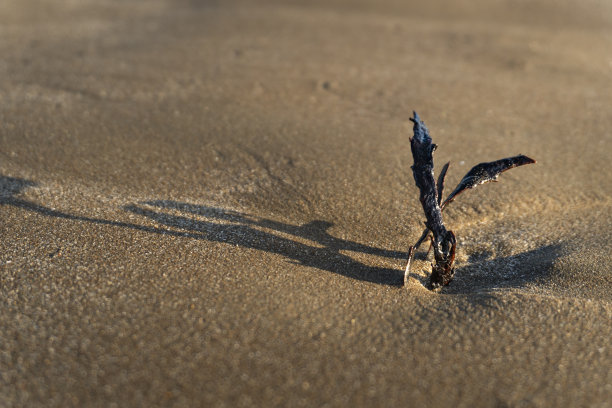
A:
[408,112,456,289]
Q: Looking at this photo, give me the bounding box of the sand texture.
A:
[1,0,611,406]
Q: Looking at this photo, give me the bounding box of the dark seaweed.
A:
[405,112,535,290]
[408,112,456,289]
[441,155,535,210]
[436,162,450,206]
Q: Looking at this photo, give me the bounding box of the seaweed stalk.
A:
[408,112,456,289]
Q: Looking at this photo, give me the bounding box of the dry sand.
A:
[1,0,611,406]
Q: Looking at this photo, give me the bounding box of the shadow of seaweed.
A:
[1,176,404,286]
[442,244,563,295]
[0,176,36,198]
[141,200,408,259]
[4,175,559,291]
[124,201,404,286]
[1,176,198,237]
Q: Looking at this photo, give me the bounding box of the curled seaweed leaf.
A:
[436,162,450,206]
[441,155,535,209]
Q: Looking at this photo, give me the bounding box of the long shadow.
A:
[1,176,404,286]
[1,176,212,239]
[140,200,408,259]
[123,202,404,285]
[7,175,559,291]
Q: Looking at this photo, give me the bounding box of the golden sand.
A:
[1,1,611,406]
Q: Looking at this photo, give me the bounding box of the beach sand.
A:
[1,0,611,406]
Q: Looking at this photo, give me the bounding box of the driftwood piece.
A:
[404,112,535,290]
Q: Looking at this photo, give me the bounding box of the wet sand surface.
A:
[1,1,611,406]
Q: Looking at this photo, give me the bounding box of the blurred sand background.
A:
[1,0,611,406]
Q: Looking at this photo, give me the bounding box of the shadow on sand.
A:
[2,175,562,291]
[123,200,406,285]
[1,176,405,286]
